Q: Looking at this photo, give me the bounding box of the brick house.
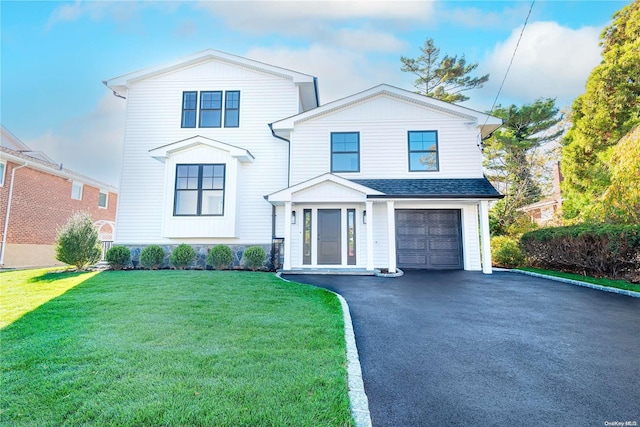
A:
[0,126,118,268]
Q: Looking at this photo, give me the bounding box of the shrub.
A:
[490,236,525,268]
[55,211,102,270]
[242,246,266,271]
[140,245,165,269]
[520,224,640,281]
[207,245,234,270]
[170,244,196,270]
[105,245,131,270]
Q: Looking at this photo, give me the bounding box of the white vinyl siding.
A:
[289,95,483,185]
[115,59,298,244]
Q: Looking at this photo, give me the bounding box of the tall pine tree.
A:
[484,99,563,235]
[400,38,489,103]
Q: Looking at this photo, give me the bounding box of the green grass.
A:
[0,268,99,328]
[0,269,353,426]
[517,267,640,293]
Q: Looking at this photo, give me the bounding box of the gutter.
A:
[0,161,28,265]
[102,80,126,99]
[268,123,292,187]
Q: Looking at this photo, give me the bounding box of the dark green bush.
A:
[520,224,640,281]
[140,245,165,269]
[242,246,266,271]
[170,244,196,270]
[55,212,102,270]
[106,245,131,270]
[207,245,234,270]
[491,236,525,268]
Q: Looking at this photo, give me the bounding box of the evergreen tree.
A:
[401,38,489,103]
[561,0,640,221]
[484,99,563,235]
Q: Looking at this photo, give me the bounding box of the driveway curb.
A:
[500,268,640,298]
[275,273,372,427]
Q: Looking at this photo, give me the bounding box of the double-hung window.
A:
[181,91,240,128]
[181,91,197,128]
[331,132,360,172]
[224,91,240,127]
[408,131,439,171]
[200,91,223,128]
[174,164,225,216]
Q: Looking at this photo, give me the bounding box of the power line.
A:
[483,0,536,129]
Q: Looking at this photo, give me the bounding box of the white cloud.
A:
[196,1,431,52]
[479,21,602,108]
[25,94,126,187]
[245,44,406,103]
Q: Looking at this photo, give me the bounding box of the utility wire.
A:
[482,0,536,132]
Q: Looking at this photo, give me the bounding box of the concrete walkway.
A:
[286,270,640,427]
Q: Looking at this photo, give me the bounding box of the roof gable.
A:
[271,84,502,139]
[149,135,254,163]
[105,49,319,110]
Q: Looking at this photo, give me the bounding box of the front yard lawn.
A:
[0,269,353,426]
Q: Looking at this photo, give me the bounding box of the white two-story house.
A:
[106,49,502,274]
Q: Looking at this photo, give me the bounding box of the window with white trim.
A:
[0,162,5,186]
[98,191,108,208]
[71,181,83,200]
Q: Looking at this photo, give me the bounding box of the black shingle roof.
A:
[351,178,502,199]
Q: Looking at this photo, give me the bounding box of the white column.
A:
[479,200,492,274]
[283,201,292,271]
[387,200,396,274]
[366,201,374,271]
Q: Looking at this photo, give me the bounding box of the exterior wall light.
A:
[363,210,367,224]
[291,210,296,224]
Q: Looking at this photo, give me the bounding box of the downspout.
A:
[268,123,291,187]
[0,161,28,266]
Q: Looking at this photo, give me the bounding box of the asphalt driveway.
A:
[285,270,640,427]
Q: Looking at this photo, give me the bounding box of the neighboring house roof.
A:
[104,48,320,111]
[518,197,562,212]
[270,84,503,140]
[352,178,503,199]
[0,136,118,193]
[1,126,56,163]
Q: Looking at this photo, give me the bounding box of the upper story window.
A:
[408,131,439,172]
[174,164,225,216]
[224,91,240,128]
[180,91,240,129]
[200,91,223,128]
[181,91,197,128]
[0,162,5,186]
[331,132,360,173]
[71,181,83,200]
[98,191,108,209]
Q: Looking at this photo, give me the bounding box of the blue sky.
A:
[1,0,629,186]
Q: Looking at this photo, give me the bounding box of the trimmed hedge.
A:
[106,245,131,270]
[140,245,165,269]
[207,245,234,270]
[242,246,266,271]
[170,244,196,270]
[520,224,640,282]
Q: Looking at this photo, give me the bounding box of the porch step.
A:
[280,268,377,276]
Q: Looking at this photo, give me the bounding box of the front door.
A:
[317,209,341,264]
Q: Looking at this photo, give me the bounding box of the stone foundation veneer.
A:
[124,244,275,270]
